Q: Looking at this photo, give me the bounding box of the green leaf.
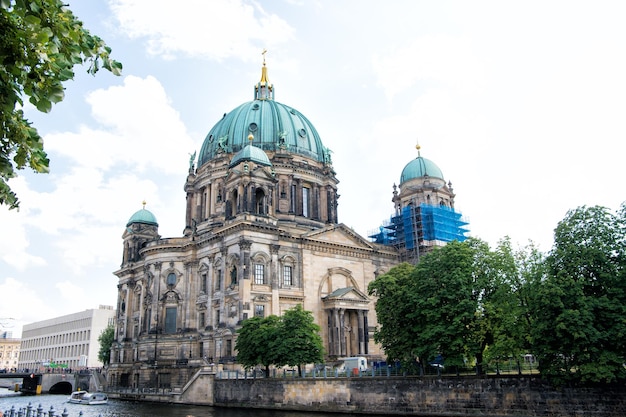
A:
[0,0,122,209]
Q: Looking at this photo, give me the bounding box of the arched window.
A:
[280,255,297,288]
[251,252,270,285]
[167,272,176,287]
[230,266,238,286]
[232,189,239,214]
[254,264,265,285]
[255,188,266,215]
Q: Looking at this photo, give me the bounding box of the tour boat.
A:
[68,390,108,405]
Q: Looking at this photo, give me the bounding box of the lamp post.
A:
[189,336,192,359]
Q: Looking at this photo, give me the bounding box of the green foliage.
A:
[275,305,324,373]
[97,324,114,365]
[235,315,281,375]
[369,238,537,375]
[235,305,324,375]
[529,204,626,384]
[367,262,416,369]
[0,0,122,209]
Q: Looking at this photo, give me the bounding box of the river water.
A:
[0,390,349,417]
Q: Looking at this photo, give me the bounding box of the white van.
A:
[339,356,368,372]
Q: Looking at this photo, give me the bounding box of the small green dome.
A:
[126,208,158,227]
[229,143,272,168]
[400,156,444,184]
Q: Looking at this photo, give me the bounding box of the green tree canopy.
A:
[530,204,626,384]
[1,0,121,209]
[235,315,281,376]
[235,305,325,376]
[369,238,535,375]
[367,262,419,370]
[274,304,325,374]
[97,324,114,366]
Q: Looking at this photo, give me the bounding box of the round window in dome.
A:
[298,129,307,138]
[249,123,258,132]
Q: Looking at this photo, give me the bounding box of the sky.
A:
[1,0,625,338]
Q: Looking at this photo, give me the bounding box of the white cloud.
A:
[108,0,295,61]
[46,75,195,175]
[0,278,56,337]
[56,281,86,302]
[0,179,47,270]
[372,35,485,102]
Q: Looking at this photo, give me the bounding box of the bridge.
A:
[0,372,94,395]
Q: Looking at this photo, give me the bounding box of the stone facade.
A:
[211,376,626,416]
[107,63,399,390]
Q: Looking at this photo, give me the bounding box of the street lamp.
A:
[189,336,192,359]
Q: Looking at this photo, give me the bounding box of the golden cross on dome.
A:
[262,49,267,65]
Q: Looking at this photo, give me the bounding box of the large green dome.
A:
[126,207,158,227]
[400,156,444,184]
[197,63,328,168]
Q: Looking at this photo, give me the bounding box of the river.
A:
[0,390,350,417]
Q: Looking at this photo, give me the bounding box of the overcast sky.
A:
[2,0,625,338]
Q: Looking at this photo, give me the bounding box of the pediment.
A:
[322,286,369,303]
[303,223,374,250]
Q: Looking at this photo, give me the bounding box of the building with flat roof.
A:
[0,337,20,371]
[18,306,115,370]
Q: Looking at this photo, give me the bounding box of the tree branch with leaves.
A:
[0,0,122,209]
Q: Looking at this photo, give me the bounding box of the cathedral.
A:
[108,60,467,389]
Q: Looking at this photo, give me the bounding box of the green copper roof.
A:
[230,143,272,168]
[197,63,329,168]
[400,156,444,184]
[126,208,158,227]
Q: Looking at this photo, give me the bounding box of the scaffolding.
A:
[369,203,469,263]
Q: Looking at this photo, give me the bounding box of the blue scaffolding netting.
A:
[369,203,469,248]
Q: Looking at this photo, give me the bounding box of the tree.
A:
[97,324,114,366]
[235,315,281,377]
[369,238,534,375]
[1,0,122,209]
[479,238,543,374]
[530,204,626,384]
[367,262,418,370]
[369,242,480,373]
[274,305,324,375]
[235,306,325,376]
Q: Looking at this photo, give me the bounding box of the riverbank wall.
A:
[212,375,626,417]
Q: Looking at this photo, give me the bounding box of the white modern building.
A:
[18,306,116,370]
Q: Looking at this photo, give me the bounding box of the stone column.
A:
[358,310,365,354]
[333,309,341,356]
[339,309,346,356]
